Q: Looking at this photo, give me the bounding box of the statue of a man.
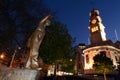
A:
[26,15,52,69]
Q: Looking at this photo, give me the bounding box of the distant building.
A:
[83,9,120,74]
[73,43,86,74]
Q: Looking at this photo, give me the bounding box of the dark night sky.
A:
[44,0,120,45]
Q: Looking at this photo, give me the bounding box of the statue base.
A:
[0,66,40,80]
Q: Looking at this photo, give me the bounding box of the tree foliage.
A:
[62,59,74,73]
[0,0,53,59]
[93,53,114,73]
[39,21,74,72]
[117,61,120,74]
[93,52,114,80]
[0,0,52,49]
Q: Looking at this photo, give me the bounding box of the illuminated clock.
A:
[91,26,99,32]
[91,19,97,24]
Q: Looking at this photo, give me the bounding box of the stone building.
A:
[73,43,85,74]
[83,9,120,74]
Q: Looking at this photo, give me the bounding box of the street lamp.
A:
[0,53,5,59]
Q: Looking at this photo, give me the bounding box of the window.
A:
[106,48,108,50]
[86,54,89,63]
[115,56,118,61]
[100,51,106,57]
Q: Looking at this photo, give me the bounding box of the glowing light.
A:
[91,26,99,32]
[0,54,5,59]
[70,59,72,62]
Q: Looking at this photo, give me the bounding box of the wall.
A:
[0,66,40,80]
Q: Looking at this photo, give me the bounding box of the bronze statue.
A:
[25,15,53,69]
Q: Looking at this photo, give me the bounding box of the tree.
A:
[39,21,75,72]
[0,0,52,49]
[93,52,114,80]
[0,0,53,60]
[62,59,74,73]
[117,61,120,75]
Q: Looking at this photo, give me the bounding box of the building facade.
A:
[83,9,120,74]
[74,44,86,74]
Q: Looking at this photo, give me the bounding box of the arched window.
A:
[86,54,89,63]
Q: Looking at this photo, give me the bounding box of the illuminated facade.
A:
[84,9,120,74]
[84,45,120,74]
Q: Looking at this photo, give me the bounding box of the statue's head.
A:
[44,20,51,26]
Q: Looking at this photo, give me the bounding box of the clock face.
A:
[91,26,99,32]
[91,19,96,24]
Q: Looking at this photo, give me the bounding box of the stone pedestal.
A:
[0,67,40,80]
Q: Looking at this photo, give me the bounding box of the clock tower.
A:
[89,9,106,44]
